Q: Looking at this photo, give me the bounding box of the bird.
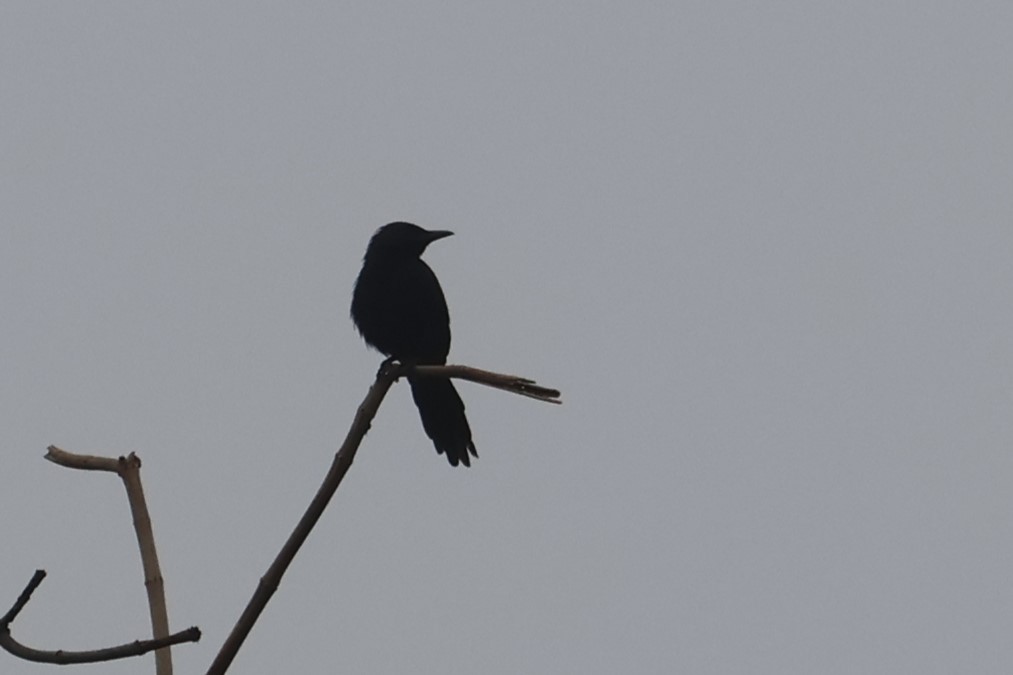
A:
[351,222,478,466]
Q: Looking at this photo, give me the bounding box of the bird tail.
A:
[408,376,478,467]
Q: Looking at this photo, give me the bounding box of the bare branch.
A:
[119,453,174,675]
[0,570,46,627]
[206,363,401,675]
[42,447,182,674]
[0,570,200,665]
[44,445,121,471]
[206,361,558,674]
[410,364,562,403]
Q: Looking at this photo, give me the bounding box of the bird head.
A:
[364,222,454,259]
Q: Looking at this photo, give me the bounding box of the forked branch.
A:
[0,448,199,672]
[0,570,200,665]
[206,361,559,674]
[43,446,185,674]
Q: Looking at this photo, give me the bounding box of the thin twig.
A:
[44,447,120,472]
[0,570,200,665]
[411,364,562,403]
[0,570,46,626]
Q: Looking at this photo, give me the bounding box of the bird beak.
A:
[426,230,454,243]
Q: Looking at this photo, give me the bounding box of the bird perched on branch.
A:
[351,222,478,466]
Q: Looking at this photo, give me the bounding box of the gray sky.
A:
[2,3,1012,674]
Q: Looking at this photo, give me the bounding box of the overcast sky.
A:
[2,3,1012,674]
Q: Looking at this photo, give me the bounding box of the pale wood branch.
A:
[410,364,562,403]
[42,446,182,674]
[43,446,121,471]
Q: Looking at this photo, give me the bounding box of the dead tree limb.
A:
[21,446,192,674]
[411,364,561,403]
[206,362,559,675]
[0,570,200,665]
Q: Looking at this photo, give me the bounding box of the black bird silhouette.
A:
[351,222,478,466]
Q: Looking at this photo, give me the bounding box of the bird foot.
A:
[377,356,397,379]
[378,356,417,380]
